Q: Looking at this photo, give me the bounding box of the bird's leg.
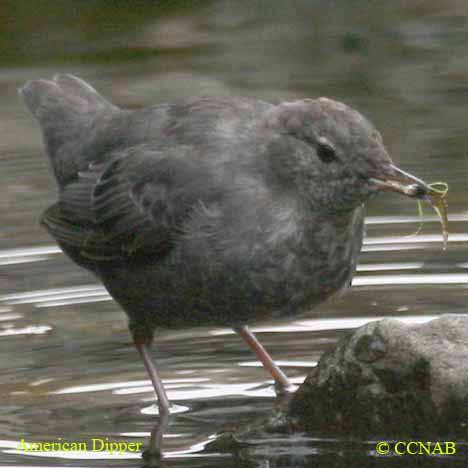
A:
[234,325,293,394]
[134,339,171,417]
[134,337,171,460]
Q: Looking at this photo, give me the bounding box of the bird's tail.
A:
[19,74,118,187]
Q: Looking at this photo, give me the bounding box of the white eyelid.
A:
[317,136,335,149]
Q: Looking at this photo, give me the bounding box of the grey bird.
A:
[19,74,438,418]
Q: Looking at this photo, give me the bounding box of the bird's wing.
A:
[42,144,209,261]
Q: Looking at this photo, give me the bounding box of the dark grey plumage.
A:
[20,75,431,413]
[21,75,383,336]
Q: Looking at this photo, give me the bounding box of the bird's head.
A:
[265,97,444,216]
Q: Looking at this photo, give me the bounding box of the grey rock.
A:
[289,315,468,437]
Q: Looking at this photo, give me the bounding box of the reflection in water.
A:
[0,324,52,337]
[211,314,441,336]
[364,233,468,247]
[52,378,210,395]
[354,273,468,286]
[1,284,109,306]
[1,220,467,464]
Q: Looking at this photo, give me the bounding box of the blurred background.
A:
[1,1,468,467]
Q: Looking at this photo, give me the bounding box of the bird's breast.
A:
[98,206,365,328]
[277,206,365,311]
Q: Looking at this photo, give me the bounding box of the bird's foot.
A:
[275,382,297,395]
[273,381,298,409]
[142,447,162,467]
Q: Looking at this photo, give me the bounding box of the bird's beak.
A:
[369,164,433,200]
[369,164,449,247]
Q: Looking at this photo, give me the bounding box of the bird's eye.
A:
[316,137,337,163]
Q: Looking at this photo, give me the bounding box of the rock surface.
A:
[288,315,468,437]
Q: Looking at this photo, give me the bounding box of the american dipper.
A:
[20,74,441,417]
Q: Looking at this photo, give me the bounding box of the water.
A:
[1,1,468,466]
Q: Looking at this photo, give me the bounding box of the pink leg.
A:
[235,325,292,392]
[135,341,171,417]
